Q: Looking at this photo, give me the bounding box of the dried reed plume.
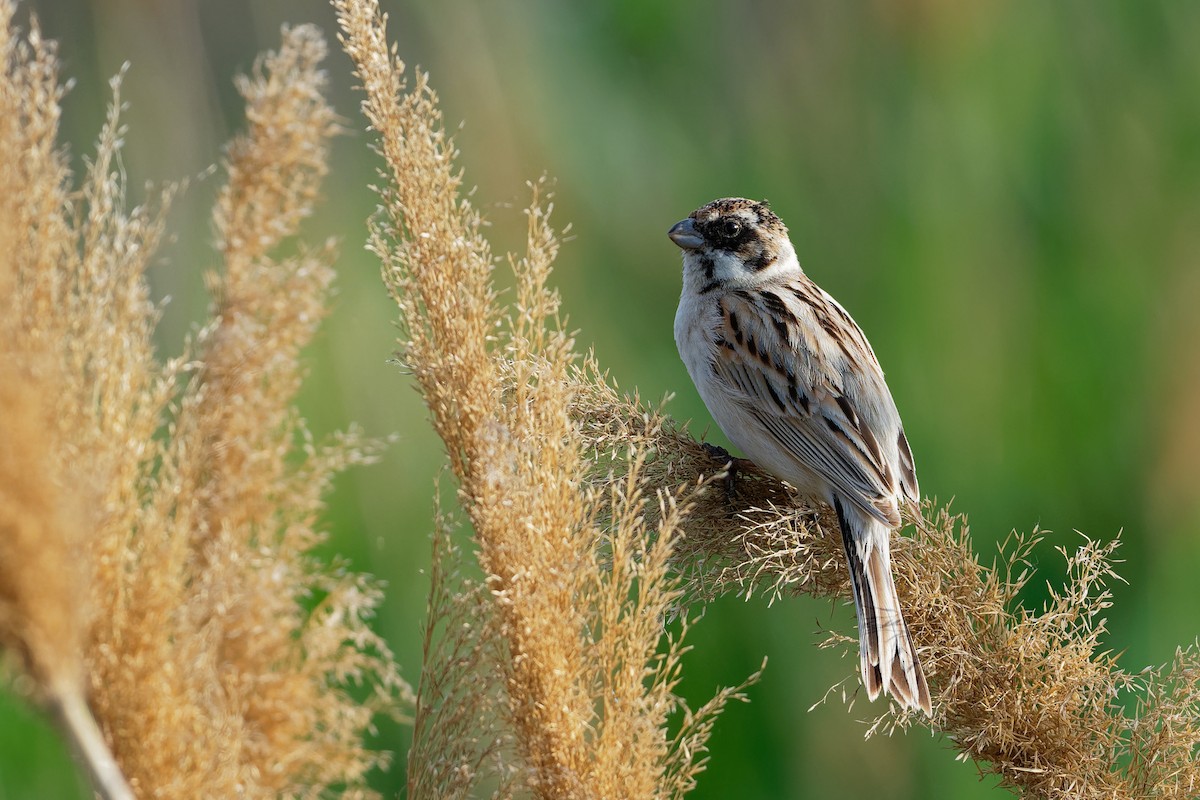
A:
[334,3,1199,798]
[0,7,405,798]
[571,355,1200,798]
[336,1,757,797]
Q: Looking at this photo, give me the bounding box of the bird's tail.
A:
[833,497,931,715]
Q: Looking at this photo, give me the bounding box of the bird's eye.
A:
[719,219,743,239]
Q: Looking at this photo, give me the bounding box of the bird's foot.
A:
[701,442,742,500]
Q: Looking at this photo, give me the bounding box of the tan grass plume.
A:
[0,7,407,798]
[335,2,759,797]
[572,371,1200,799]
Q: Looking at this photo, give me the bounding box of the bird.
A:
[668,197,931,714]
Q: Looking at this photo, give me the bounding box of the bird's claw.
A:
[701,442,740,499]
[701,442,732,462]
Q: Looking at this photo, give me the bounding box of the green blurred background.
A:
[5,1,1200,797]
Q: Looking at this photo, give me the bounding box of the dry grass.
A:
[0,6,405,798]
[572,370,1200,799]
[335,2,758,798]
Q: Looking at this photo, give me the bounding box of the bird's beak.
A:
[668,218,704,250]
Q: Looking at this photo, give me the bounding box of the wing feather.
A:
[713,284,911,524]
[897,429,920,507]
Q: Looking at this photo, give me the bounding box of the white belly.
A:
[674,291,829,502]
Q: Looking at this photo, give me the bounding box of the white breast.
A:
[674,285,831,501]
[674,290,774,461]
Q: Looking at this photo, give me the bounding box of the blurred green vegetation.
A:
[7,1,1200,797]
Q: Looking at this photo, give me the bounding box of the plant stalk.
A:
[49,683,134,800]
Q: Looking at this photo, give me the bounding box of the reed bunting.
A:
[669,197,931,714]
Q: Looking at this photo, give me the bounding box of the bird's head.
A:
[668,197,798,291]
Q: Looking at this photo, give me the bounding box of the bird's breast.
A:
[674,289,719,386]
[674,291,760,454]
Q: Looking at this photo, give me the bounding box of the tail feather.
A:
[837,500,883,699]
[834,497,931,715]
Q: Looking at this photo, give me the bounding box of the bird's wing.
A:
[896,428,919,508]
[712,282,917,524]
